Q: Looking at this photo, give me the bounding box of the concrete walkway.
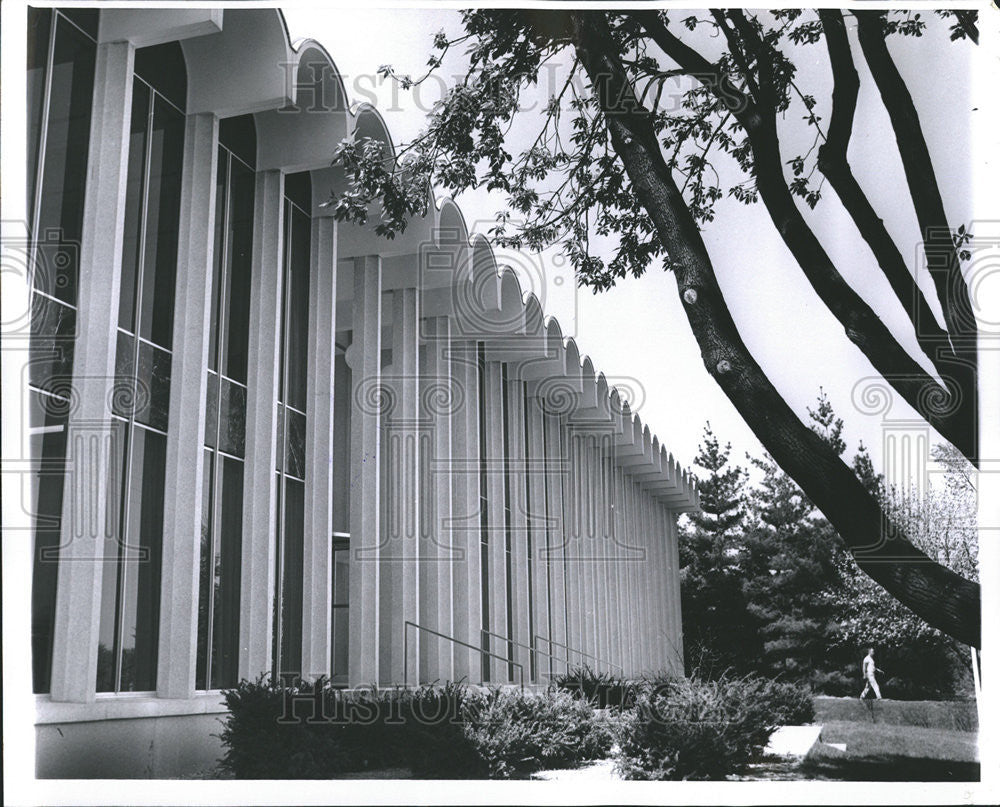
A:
[763,725,823,758]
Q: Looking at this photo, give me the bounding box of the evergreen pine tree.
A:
[739,390,847,687]
[678,423,758,676]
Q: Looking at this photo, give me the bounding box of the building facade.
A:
[24,7,698,777]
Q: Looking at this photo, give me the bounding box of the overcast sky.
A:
[283,7,978,485]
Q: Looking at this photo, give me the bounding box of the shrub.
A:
[463,688,614,778]
[554,665,638,709]
[615,676,779,780]
[218,678,484,779]
[218,679,613,779]
[751,679,814,725]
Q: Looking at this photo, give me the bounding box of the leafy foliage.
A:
[218,678,482,779]
[217,678,611,779]
[679,392,976,698]
[554,665,638,709]
[820,443,978,698]
[464,688,614,778]
[616,673,808,779]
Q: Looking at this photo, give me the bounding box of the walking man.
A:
[860,646,883,700]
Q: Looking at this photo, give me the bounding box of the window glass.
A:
[118,80,151,331]
[97,425,166,692]
[284,170,311,211]
[219,379,247,458]
[224,159,255,383]
[271,179,311,683]
[62,7,99,39]
[28,8,97,694]
[197,129,254,690]
[208,148,227,373]
[139,95,184,347]
[196,450,214,690]
[30,415,68,694]
[330,538,348,681]
[33,13,96,303]
[283,199,311,411]
[134,41,187,111]
[100,50,186,694]
[331,352,352,535]
[212,457,244,688]
[29,294,76,393]
[219,114,257,170]
[27,8,52,220]
[272,478,304,685]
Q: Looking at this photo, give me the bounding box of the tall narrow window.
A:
[27,7,97,694]
[331,347,352,685]
[331,537,350,686]
[196,115,256,690]
[476,341,489,682]
[272,171,311,685]
[97,42,186,693]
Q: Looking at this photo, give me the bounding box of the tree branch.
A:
[855,11,978,422]
[817,10,955,371]
[567,9,980,647]
[636,10,976,462]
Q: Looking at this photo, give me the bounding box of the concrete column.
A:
[347,256,382,686]
[626,477,644,675]
[483,361,508,682]
[524,394,549,682]
[660,506,676,671]
[157,112,219,699]
[630,480,645,677]
[49,40,135,703]
[420,316,453,682]
[641,491,658,672]
[543,412,568,675]
[448,340,481,682]
[238,170,284,682]
[300,216,337,681]
[505,377,530,679]
[614,466,631,677]
[603,449,621,675]
[657,504,669,670]
[583,435,599,665]
[382,287,419,686]
[563,427,584,667]
[591,435,608,671]
[615,468,630,677]
[649,495,667,671]
[664,505,684,673]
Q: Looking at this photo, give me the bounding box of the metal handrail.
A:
[403,621,524,690]
[479,627,572,680]
[534,634,625,676]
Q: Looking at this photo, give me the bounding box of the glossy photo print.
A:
[1,2,997,805]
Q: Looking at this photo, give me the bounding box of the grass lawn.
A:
[799,698,979,781]
[813,696,978,732]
